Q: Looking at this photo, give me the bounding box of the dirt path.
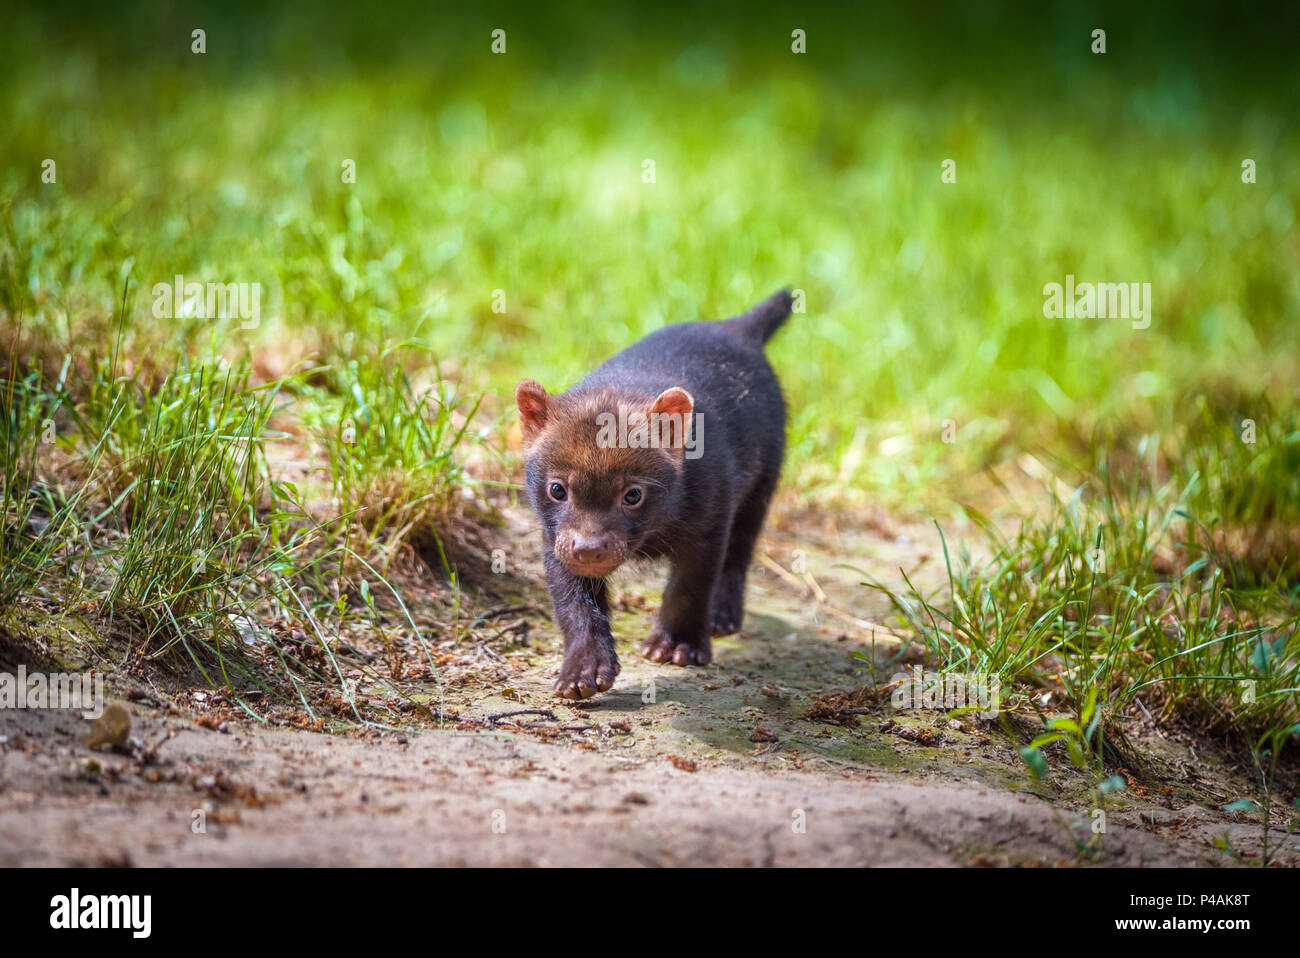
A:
[1,507,1294,866]
[0,715,1244,867]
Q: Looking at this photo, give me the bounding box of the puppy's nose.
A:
[571,532,613,563]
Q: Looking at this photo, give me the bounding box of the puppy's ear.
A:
[515,380,551,446]
[649,386,695,456]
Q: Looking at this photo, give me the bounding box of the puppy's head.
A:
[516,380,694,577]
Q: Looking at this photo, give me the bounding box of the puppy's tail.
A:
[723,289,794,347]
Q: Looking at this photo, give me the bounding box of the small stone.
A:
[85,705,131,749]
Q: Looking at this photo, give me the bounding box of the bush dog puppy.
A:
[516,290,792,700]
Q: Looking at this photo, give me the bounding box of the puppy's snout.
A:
[570,532,614,564]
[558,529,624,576]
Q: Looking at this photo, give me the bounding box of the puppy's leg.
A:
[711,473,778,635]
[546,552,620,699]
[641,537,725,666]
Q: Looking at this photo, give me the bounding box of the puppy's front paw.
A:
[640,627,712,666]
[554,645,620,700]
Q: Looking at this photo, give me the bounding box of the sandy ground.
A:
[0,714,1253,867]
[1,506,1295,867]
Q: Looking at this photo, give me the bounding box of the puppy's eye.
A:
[623,486,644,507]
[548,481,567,502]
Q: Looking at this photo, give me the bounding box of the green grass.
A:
[868,444,1298,732]
[860,428,1299,822]
[303,340,495,554]
[1,299,471,726]
[0,360,75,605]
[3,4,1296,506]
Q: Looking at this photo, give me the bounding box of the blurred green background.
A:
[3,0,1298,506]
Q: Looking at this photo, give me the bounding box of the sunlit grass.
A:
[860,428,1299,810]
[3,6,1296,508]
